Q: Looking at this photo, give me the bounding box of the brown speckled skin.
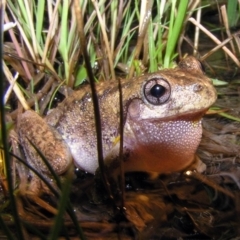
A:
[18,57,217,186]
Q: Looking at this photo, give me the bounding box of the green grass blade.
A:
[154,0,164,66]
[48,175,72,240]
[114,6,136,66]
[164,0,188,67]
[219,112,240,122]
[15,0,28,28]
[65,202,86,240]
[58,0,70,83]
[211,107,240,122]
[110,0,118,52]
[227,0,238,28]
[35,0,45,43]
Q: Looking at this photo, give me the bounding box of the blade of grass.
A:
[110,0,118,53]
[210,107,240,122]
[0,3,24,239]
[7,2,59,79]
[164,0,176,65]
[14,0,29,34]
[35,0,45,43]
[193,4,201,55]
[128,0,153,78]
[115,30,135,68]
[4,12,33,80]
[58,0,70,83]
[23,0,39,58]
[154,0,165,66]
[114,3,136,65]
[188,17,240,67]
[227,0,238,28]
[117,77,125,210]
[148,19,157,72]
[48,173,72,240]
[41,0,61,68]
[7,3,57,81]
[3,61,30,110]
[74,0,114,202]
[91,0,116,80]
[221,5,236,55]
[164,0,188,67]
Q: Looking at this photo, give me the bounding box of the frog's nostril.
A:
[193,83,203,92]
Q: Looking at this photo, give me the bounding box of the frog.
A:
[17,56,217,195]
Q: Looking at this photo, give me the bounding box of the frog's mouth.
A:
[155,107,209,122]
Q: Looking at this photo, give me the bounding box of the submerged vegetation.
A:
[1,0,240,239]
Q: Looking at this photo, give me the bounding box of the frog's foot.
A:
[17,177,59,218]
[17,192,58,220]
[186,155,206,173]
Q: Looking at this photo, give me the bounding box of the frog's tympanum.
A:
[18,56,217,193]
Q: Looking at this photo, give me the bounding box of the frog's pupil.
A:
[150,84,165,98]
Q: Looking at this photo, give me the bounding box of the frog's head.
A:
[128,57,217,122]
[123,57,217,174]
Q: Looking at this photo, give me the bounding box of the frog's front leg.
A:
[17,110,72,195]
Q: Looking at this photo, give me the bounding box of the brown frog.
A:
[17,56,217,194]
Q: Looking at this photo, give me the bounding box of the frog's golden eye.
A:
[143,78,171,105]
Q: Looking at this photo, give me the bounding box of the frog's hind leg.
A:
[16,172,60,218]
[16,110,73,218]
[17,190,59,220]
[17,110,73,178]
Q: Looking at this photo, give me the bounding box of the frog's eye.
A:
[143,78,171,105]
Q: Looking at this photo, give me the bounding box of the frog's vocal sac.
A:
[18,56,217,185]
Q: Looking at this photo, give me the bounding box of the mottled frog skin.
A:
[18,56,217,193]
